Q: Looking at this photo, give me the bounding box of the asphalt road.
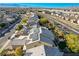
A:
[0,19,20,37]
[0,25,16,48]
[0,19,21,48]
[0,15,25,48]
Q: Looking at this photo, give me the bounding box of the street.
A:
[0,24,16,48]
[0,19,21,48]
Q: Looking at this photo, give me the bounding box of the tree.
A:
[0,14,4,18]
[0,23,6,29]
[39,17,48,25]
[15,47,23,56]
[54,27,59,35]
[21,17,28,25]
[57,30,64,38]
[54,26,64,38]
[48,22,55,30]
[38,15,43,19]
[65,33,79,53]
[16,24,23,31]
[21,19,26,24]
[59,41,66,49]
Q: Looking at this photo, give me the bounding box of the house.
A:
[51,12,54,15]
[75,14,79,18]
[11,39,26,49]
[73,16,79,24]
[28,26,55,46]
[70,14,75,17]
[70,19,75,23]
[10,26,55,48]
[24,26,64,56]
[22,25,30,35]
[64,17,70,21]
[25,45,63,56]
[6,17,15,22]
[76,19,79,24]
[55,14,59,16]
[42,11,45,14]
[8,12,63,56]
[9,25,63,56]
[10,35,28,49]
[61,16,65,19]
[27,13,39,27]
[69,17,76,23]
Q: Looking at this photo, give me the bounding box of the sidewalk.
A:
[0,40,11,53]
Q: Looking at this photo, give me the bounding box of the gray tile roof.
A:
[44,46,63,56]
[29,27,55,45]
[25,45,63,56]
[11,39,26,45]
[25,45,45,56]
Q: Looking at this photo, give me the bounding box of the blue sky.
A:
[0,3,79,8]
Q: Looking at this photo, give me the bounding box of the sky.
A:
[0,3,79,8]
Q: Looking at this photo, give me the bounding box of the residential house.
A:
[6,17,15,22]
[27,13,39,27]
[75,14,79,19]
[10,35,28,49]
[69,17,76,23]
[9,26,63,56]
[42,11,45,14]
[25,45,63,56]
[51,12,54,15]
[64,16,70,21]
[76,19,79,24]
[24,26,63,56]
